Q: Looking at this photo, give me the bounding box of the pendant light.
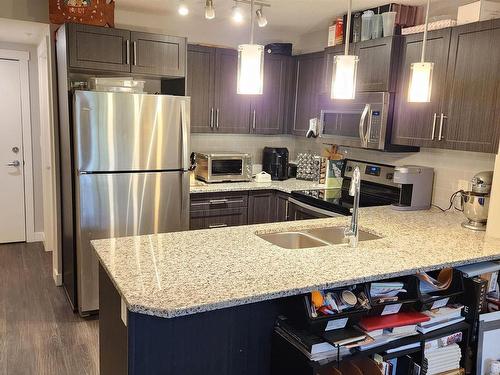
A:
[205,0,215,19]
[408,0,433,102]
[178,0,189,16]
[331,0,359,100]
[237,0,264,95]
[231,2,244,23]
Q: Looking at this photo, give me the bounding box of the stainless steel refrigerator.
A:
[69,90,190,315]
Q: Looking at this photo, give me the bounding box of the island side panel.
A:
[99,265,128,375]
[127,299,282,375]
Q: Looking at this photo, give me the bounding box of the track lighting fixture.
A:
[231,2,244,23]
[205,0,215,20]
[256,7,267,27]
[178,0,189,16]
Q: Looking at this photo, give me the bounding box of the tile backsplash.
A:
[191,134,496,208]
[295,138,496,208]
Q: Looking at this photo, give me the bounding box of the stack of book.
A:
[423,343,462,374]
[274,316,368,362]
[357,312,430,351]
[370,282,407,304]
[417,305,465,334]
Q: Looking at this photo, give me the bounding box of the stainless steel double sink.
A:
[257,226,381,249]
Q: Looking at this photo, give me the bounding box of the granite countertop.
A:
[92,207,500,319]
[190,178,325,194]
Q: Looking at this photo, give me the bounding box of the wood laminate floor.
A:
[0,242,99,375]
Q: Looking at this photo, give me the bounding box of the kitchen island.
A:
[93,207,500,375]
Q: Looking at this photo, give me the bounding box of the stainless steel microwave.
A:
[319,92,418,152]
[194,152,252,183]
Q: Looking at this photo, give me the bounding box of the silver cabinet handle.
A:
[431,113,438,140]
[285,199,289,221]
[438,113,447,141]
[126,40,130,65]
[209,224,228,229]
[210,107,214,128]
[252,109,256,130]
[6,160,20,167]
[132,41,137,65]
[209,199,229,204]
[216,109,219,129]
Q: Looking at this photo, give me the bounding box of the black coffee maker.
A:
[262,147,289,180]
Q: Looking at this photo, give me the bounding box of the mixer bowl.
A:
[462,192,490,231]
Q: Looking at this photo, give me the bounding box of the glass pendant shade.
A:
[237,44,264,95]
[408,62,434,102]
[331,55,359,100]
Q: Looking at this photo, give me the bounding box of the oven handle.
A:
[288,198,345,218]
[359,104,370,148]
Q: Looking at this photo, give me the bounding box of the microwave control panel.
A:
[369,111,381,142]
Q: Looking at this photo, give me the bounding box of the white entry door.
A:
[0,58,26,243]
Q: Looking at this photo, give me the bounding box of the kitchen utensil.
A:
[462,171,494,231]
[361,10,374,41]
[382,11,397,36]
[371,14,383,39]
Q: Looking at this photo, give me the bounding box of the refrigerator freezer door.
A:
[76,171,189,314]
[74,90,191,172]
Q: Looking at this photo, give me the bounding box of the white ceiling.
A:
[116,0,459,36]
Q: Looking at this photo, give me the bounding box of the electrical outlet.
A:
[457,179,470,191]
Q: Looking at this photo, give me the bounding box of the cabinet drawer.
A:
[190,207,248,230]
[190,192,248,211]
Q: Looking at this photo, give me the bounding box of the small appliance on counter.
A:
[194,152,252,183]
[262,147,289,181]
[296,152,321,181]
[391,166,434,211]
[461,171,494,231]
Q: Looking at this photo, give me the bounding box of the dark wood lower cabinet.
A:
[248,191,276,224]
[190,207,247,230]
[275,192,290,222]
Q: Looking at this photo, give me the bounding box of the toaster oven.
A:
[194,152,252,183]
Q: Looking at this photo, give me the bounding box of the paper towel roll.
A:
[486,149,500,239]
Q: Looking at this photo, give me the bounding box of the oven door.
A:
[288,198,345,221]
[319,92,391,150]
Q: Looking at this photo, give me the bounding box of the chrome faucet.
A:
[344,166,361,247]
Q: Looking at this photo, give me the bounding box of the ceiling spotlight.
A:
[256,7,267,27]
[231,2,244,23]
[178,0,189,16]
[205,0,215,19]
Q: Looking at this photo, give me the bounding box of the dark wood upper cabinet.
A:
[67,23,131,72]
[214,48,252,134]
[355,36,402,92]
[130,32,186,77]
[247,191,277,225]
[392,29,452,148]
[441,19,500,153]
[293,52,325,136]
[251,54,289,135]
[187,45,215,133]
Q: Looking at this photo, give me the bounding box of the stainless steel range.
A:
[289,160,400,220]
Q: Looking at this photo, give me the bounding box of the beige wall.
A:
[0,0,48,23]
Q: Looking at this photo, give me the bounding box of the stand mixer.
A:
[461,171,494,231]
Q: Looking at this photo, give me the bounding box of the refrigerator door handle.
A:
[180,100,190,171]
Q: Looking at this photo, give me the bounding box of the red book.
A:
[359,312,430,332]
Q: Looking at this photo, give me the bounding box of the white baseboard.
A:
[27,231,45,243]
[53,269,62,286]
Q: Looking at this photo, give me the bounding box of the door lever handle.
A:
[6,160,20,167]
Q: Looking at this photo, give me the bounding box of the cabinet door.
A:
[214,48,251,134]
[190,208,247,230]
[392,29,451,148]
[251,54,288,135]
[67,23,131,72]
[187,45,216,133]
[275,192,290,222]
[283,57,298,134]
[131,32,186,77]
[293,52,324,136]
[442,19,500,153]
[322,44,350,95]
[248,191,276,224]
[355,36,401,92]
